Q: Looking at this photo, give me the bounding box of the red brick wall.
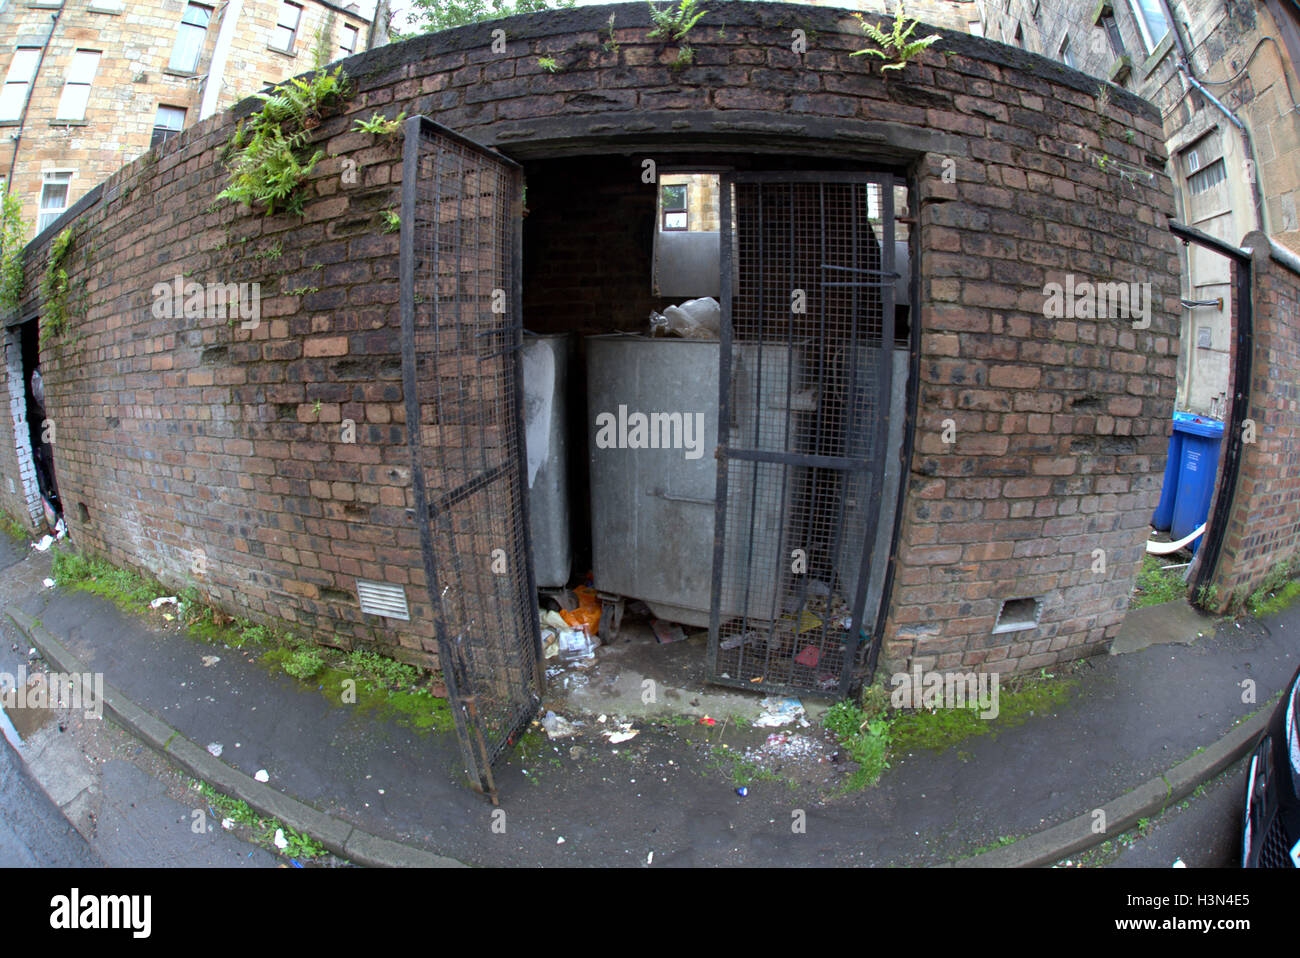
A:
[1,1,1181,677]
[1204,235,1300,608]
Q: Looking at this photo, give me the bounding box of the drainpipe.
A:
[1158,0,1266,233]
[4,9,62,200]
[367,0,391,51]
[199,0,243,120]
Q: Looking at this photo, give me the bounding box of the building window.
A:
[1100,13,1125,57]
[1059,36,1075,68]
[1182,134,1228,223]
[169,2,213,73]
[1129,0,1169,52]
[340,23,359,56]
[38,172,72,233]
[1186,154,1226,195]
[660,183,688,230]
[1031,0,1041,24]
[0,48,41,122]
[271,2,304,54]
[151,104,186,148]
[1013,23,1024,48]
[55,50,100,121]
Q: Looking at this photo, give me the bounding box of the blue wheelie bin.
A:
[1151,410,1195,531]
[1169,415,1226,554]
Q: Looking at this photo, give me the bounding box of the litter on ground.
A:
[754,696,808,728]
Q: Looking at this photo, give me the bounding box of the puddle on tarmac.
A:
[0,673,57,742]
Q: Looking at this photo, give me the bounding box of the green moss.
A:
[259,646,454,733]
[891,672,1078,754]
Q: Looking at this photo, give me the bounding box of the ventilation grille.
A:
[356,580,409,620]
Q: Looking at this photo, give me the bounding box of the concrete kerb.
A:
[4,606,466,869]
[6,602,1265,869]
[950,709,1266,868]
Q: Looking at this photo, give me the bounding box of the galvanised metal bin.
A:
[586,334,803,627]
[522,333,573,589]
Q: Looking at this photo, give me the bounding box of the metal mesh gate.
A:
[399,117,541,800]
[708,173,896,697]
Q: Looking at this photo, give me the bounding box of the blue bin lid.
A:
[1172,413,1225,439]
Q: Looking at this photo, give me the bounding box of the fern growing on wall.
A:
[218,66,351,217]
[850,3,941,72]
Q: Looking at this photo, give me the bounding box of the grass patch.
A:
[51,547,454,733]
[706,747,788,789]
[1242,557,1300,618]
[1131,554,1187,609]
[960,834,1021,859]
[52,549,166,608]
[824,699,892,791]
[0,509,29,541]
[195,781,329,862]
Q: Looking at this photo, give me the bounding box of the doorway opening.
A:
[398,120,916,797]
[5,319,60,532]
[518,151,913,701]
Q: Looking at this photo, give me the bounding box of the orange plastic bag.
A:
[560,585,602,637]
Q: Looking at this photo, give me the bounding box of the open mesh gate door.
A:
[399,117,542,801]
[708,173,896,698]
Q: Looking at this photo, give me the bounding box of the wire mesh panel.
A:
[708,173,895,697]
[399,117,540,800]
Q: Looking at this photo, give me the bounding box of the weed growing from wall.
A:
[39,226,78,347]
[647,0,707,70]
[850,3,941,72]
[352,110,407,136]
[218,66,351,217]
[0,193,27,320]
[1080,85,1156,186]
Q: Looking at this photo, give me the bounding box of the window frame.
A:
[37,171,73,233]
[169,2,213,74]
[340,23,360,57]
[55,49,101,122]
[1058,35,1075,68]
[151,104,187,149]
[1101,13,1126,57]
[660,183,688,231]
[1129,0,1169,53]
[271,1,305,54]
[0,47,42,122]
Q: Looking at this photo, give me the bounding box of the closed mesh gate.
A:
[399,117,540,800]
[708,173,895,697]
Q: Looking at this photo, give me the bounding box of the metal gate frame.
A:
[399,115,542,802]
[1168,219,1254,597]
[708,171,897,698]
